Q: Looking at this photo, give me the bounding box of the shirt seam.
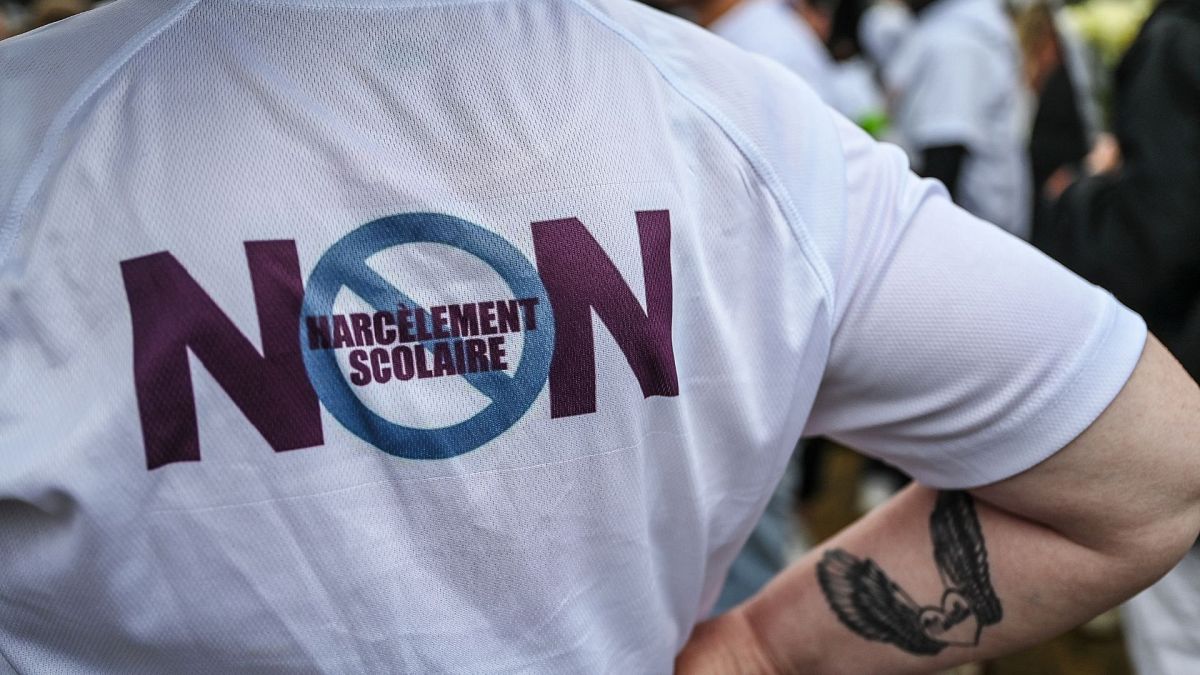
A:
[0,643,17,675]
[0,0,204,269]
[563,0,837,309]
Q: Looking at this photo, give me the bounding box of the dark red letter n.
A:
[532,210,679,418]
[120,241,323,469]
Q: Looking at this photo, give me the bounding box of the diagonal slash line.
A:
[342,264,514,402]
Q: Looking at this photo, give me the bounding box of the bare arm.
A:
[678,336,1200,674]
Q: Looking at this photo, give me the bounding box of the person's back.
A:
[0,2,864,670]
[2,1,1198,673]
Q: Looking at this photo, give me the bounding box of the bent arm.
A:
[679,337,1200,674]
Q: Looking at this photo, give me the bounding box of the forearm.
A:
[736,484,1172,675]
[703,337,1200,675]
[678,336,1200,675]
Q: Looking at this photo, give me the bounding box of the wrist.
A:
[676,606,782,675]
[729,606,785,675]
[740,586,826,675]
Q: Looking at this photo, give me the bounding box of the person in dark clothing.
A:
[1038,0,1200,377]
[1020,2,1091,204]
[1019,2,1094,249]
[1029,67,1089,193]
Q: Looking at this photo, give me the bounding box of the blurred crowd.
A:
[0,0,93,38]
[2,0,1196,672]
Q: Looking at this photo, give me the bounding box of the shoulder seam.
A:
[0,643,16,674]
[0,0,204,269]
[562,0,837,305]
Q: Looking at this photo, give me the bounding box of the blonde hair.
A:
[1015,3,1059,88]
[30,0,89,30]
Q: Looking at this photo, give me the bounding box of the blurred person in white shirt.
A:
[882,0,1032,239]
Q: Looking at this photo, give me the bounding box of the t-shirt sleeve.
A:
[803,116,1147,488]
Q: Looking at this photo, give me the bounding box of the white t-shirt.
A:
[1124,549,1200,675]
[885,0,1033,239]
[709,0,838,105]
[860,0,913,64]
[830,56,887,126]
[0,0,1144,672]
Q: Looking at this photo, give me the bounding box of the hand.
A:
[1042,132,1121,203]
[1085,133,1121,175]
[1043,166,1077,202]
[675,608,781,675]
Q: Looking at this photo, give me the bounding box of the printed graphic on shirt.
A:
[120,210,679,470]
[300,212,555,461]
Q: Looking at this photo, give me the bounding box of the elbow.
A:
[1106,479,1200,592]
[1099,337,1200,587]
[1154,488,1200,571]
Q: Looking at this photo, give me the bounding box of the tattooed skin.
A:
[816,491,1002,655]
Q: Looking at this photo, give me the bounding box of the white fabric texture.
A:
[0,0,1144,672]
[884,0,1032,239]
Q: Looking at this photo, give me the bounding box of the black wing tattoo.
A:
[930,491,1003,625]
[817,549,947,655]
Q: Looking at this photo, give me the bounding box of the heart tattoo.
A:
[919,590,979,646]
[817,491,1003,656]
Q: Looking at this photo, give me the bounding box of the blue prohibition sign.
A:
[300,212,555,460]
